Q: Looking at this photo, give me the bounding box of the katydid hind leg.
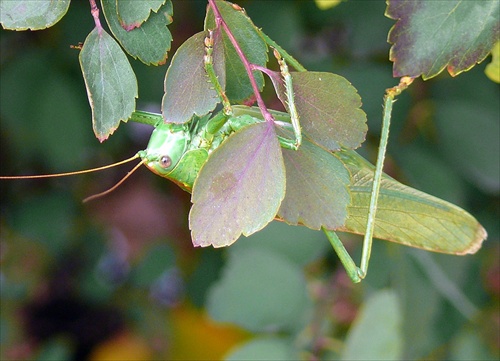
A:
[324,85,394,282]
[358,95,393,278]
[323,229,362,283]
[359,78,413,278]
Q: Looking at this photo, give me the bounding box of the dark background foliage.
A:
[1,1,498,360]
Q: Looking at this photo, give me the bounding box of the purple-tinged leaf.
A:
[277,136,351,230]
[272,71,367,150]
[162,31,225,124]
[79,27,138,142]
[387,0,500,79]
[0,0,70,30]
[116,0,166,30]
[101,0,173,65]
[190,122,285,247]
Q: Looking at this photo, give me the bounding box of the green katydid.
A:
[0,100,486,283]
[140,105,486,284]
[0,2,487,283]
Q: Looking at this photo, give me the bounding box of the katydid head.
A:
[139,122,190,178]
[1,122,193,200]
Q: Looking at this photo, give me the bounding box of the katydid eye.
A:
[160,155,172,168]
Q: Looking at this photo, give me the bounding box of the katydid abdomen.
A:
[336,149,485,255]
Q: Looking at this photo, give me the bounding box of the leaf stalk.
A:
[89,0,103,33]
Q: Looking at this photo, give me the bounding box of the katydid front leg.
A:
[274,49,302,150]
[204,29,232,119]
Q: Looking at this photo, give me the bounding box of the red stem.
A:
[89,0,103,33]
[251,64,281,83]
[208,0,274,123]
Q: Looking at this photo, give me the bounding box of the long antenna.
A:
[83,159,146,203]
[0,153,141,179]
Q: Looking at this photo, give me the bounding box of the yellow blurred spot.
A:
[485,41,500,83]
[315,0,343,10]
[88,331,152,361]
[168,303,249,360]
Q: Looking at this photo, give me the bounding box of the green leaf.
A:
[229,221,329,267]
[79,27,138,141]
[341,290,403,360]
[0,0,70,30]
[225,337,296,360]
[386,0,500,79]
[205,0,268,103]
[277,135,351,230]
[190,122,285,247]
[116,0,166,30]
[272,71,367,150]
[336,149,487,255]
[207,248,310,332]
[435,99,500,194]
[101,0,173,65]
[162,31,225,123]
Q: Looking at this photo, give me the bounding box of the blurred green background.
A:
[0,1,498,360]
